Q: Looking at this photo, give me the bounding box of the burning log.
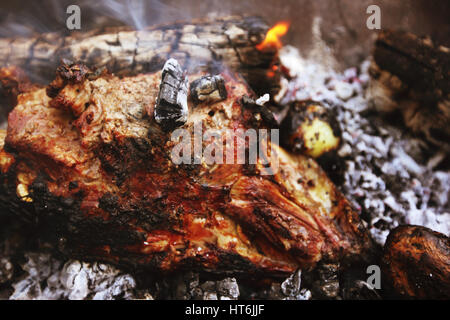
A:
[369,30,450,148]
[382,225,450,299]
[0,16,281,99]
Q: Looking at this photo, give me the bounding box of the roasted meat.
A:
[0,61,374,276]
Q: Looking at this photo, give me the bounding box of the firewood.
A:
[0,16,280,98]
[374,30,449,102]
[369,30,450,148]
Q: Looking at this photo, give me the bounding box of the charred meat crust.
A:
[47,61,102,98]
[0,63,374,277]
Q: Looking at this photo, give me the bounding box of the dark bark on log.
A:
[373,30,449,104]
[370,30,450,147]
[0,16,280,97]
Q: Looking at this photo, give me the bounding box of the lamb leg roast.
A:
[0,58,375,276]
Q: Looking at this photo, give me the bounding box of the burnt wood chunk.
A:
[241,95,277,127]
[190,75,227,105]
[382,225,450,299]
[369,30,450,148]
[373,30,449,101]
[154,59,188,130]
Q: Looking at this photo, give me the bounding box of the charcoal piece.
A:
[241,95,277,127]
[154,59,188,130]
[190,75,227,104]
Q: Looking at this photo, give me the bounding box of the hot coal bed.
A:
[0,15,449,300]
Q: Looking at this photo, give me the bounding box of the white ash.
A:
[9,252,140,300]
[151,271,240,300]
[151,270,311,300]
[279,45,450,244]
[256,93,270,106]
[280,269,311,300]
[239,269,312,300]
[5,250,312,300]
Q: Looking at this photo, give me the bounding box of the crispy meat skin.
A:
[0,66,374,275]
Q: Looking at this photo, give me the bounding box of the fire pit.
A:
[0,0,449,300]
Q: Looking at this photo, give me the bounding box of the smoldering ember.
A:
[0,1,449,301]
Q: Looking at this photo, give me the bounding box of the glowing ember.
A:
[256,21,290,51]
[266,65,279,78]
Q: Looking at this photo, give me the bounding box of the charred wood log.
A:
[369,30,450,148]
[382,225,450,299]
[373,30,449,102]
[0,16,280,98]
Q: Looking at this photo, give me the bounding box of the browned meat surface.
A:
[382,225,450,299]
[0,62,374,277]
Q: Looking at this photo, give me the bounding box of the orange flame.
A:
[266,65,279,78]
[256,21,290,51]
